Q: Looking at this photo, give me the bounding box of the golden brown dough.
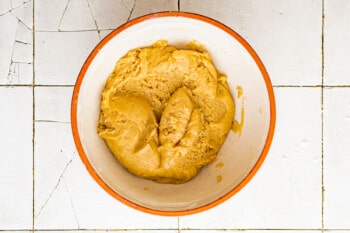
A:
[98,40,234,184]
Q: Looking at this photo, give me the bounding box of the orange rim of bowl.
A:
[71,11,276,216]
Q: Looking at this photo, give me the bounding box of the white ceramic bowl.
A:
[71,12,276,216]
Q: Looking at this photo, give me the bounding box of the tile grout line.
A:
[0,228,331,232]
[17,227,341,231]
[321,0,325,232]
[177,217,181,233]
[32,0,36,231]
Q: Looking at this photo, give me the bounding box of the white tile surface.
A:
[324,88,350,228]
[181,0,322,86]
[35,31,100,85]
[35,86,73,123]
[324,0,350,85]
[0,0,12,15]
[0,87,33,229]
[179,87,322,229]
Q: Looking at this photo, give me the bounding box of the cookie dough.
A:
[98,40,234,184]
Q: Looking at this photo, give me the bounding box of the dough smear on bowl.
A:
[98,40,234,184]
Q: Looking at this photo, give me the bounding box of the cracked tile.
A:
[36,157,73,219]
[35,0,149,31]
[35,86,73,123]
[61,157,179,229]
[0,13,18,83]
[86,0,178,30]
[10,0,32,29]
[35,159,79,229]
[16,20,32,44]
[34,121,77,228]
[35,0,69,31]
[12,0,28,8]
[99,29,113,40]
[0,87,33,229]
[12,41,32,63]
[181,0,322,86]
[86,0,134,30]
[129,0,178,20]
[58,0,97,31]
[121,0,136,12]
[35,31,100,85]
[0,0,12,15]
[34,121,178,229]
[7,62,32,84]
[0,1,33,84]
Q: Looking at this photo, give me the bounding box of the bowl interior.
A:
[74,13,274,214]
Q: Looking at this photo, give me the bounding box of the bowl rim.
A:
[71,11,276,216]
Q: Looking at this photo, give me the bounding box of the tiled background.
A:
[1,0,349,232]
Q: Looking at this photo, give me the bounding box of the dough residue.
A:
[232,86,244,136]
[98,40,235,184]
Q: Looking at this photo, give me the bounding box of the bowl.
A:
[71,12,276,216]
